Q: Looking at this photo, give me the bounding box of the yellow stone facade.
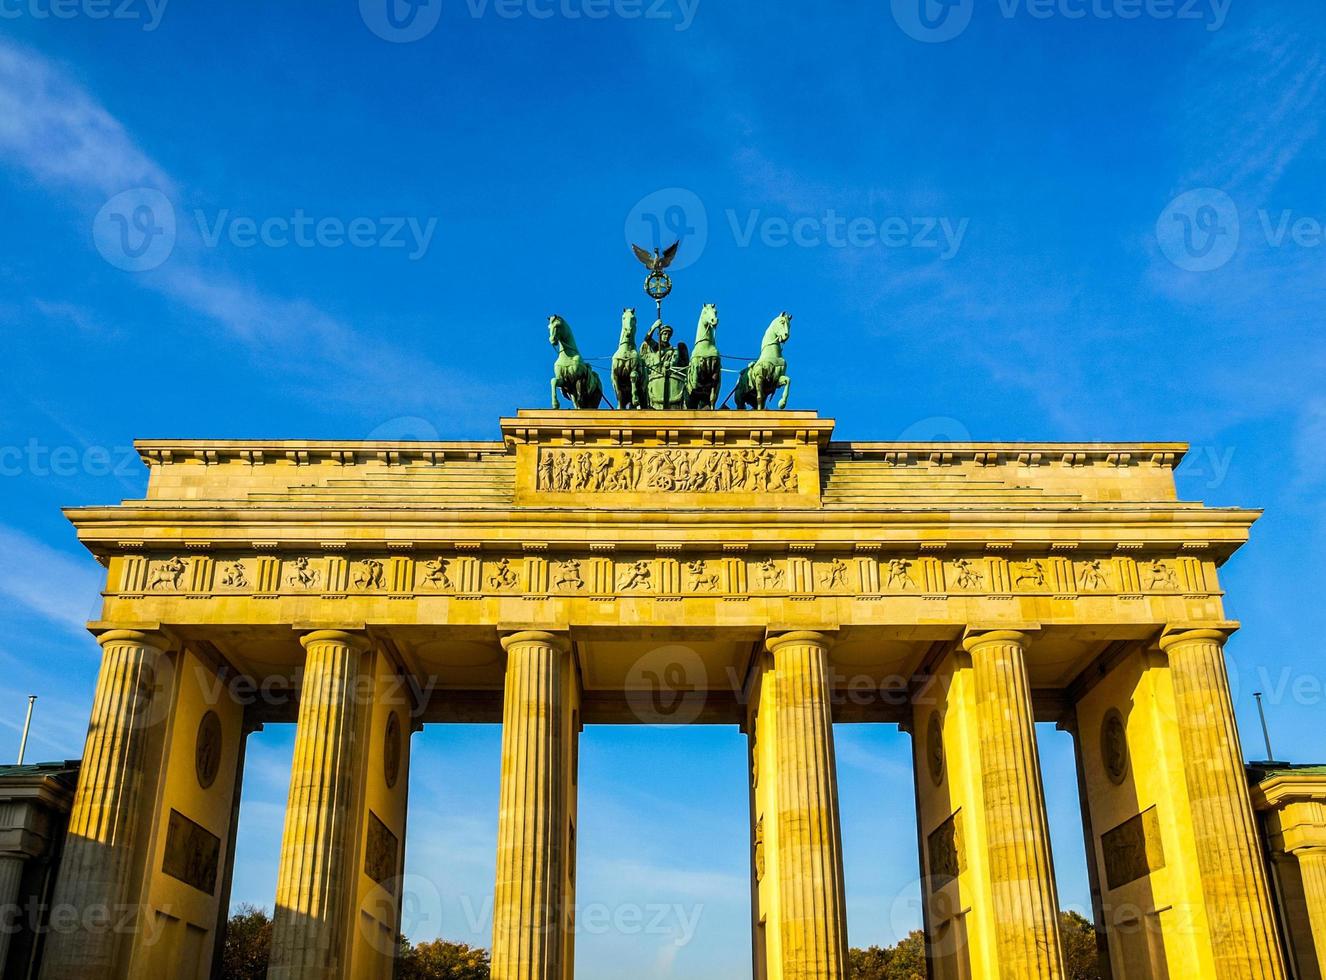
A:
[39,409,1315,978]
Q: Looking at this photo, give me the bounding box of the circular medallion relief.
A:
[1101,709,1129,786]
[926,711,946,787]
[384,712,403,789]
[195,711,223,790]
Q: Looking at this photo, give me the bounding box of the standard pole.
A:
[1253,692,1276,762]
[17,695,36,765]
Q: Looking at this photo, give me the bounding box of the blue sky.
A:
[2,0,1325,975]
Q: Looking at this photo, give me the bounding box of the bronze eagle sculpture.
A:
[631,240,681,274]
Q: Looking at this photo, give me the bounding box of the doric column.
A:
[40,629,168,979]
[1160,628,1286,978]
[492,631,577,980]
[0,854,24,970]
[1296,848,1326,972]
[964,629,1065,978]
[268,630,372,980]
[767,631,848,980]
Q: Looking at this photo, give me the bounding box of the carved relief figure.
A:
[422,558,454,591]
[615,450,642,491]
[825,558,850,590]
[289,557,320,590]
[1145,559,1178,591]
[220,561,247,590]
[770,454,796,492]
[489,559,520,591]
[554,559,585,591]
[1015,560,1047,589]
[954,558,984,590]
[754,817,766,882]
[618,560,653,592]
[687,560,721,592]
[149,556,188,591]
[1081,559,1109,591]
[887,559,914,590]
[354,559,386,590]
[759,558,786,591]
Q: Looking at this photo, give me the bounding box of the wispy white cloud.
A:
[0,524,103,635]
[0,41,171,196]
[0,37,512,426]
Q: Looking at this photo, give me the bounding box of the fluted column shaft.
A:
[768,631,848,980]
[268,630,371,980]
[965,630,1065,979]
[40,629,167,980]
[1161,629,1286,978]
[1297,849,1326,972]
[492,632,572,980]
[0,854,25,971]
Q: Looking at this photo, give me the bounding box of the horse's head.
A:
[549,314,566,347]
[620,308,637,345]
[697,303,719,341]
[765,311,792,347]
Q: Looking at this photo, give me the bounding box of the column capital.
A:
[500,630,571,654]
[962,627,1036,653]
[765,629,836,654]
[299,629,372,652]
[95,628,170,651]
[1159,624,1238,652]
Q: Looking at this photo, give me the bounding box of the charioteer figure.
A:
[640,319,690,410]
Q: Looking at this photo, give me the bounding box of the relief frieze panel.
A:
[536,447,799,494]
[115,551,1215,602]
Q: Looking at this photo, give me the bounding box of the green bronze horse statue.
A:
[549,314,604,409]
[734,312,792,410]
[611,308,646,410]
[686,303,722,410]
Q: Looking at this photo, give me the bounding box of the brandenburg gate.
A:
[37,404,1312,979]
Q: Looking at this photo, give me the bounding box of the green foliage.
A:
[1060,909,1105,980]
[218,904,491,980]
[849,913,1103,980]
[848,930,925,979]
[396,938,492,979]
[220,904,272,980]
